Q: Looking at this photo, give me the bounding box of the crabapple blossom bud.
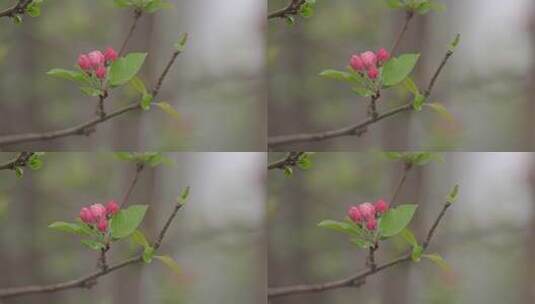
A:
[88,50,105,68]
[78,54,92,71]
[348,206,362,223]
[90,203,106,221]
[79,207,95,224]
[358,202,376,220]
[366,217,377,230]
[374,199,389,214]
[350,55,365,71]
[367,66,379,79]
[360,51,377,68]
[105,200,119,216]
[104,47,118,63]
[95,65,107,80]
[376,48,390,64]
[97,219,108,232]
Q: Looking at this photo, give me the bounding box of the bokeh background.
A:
[268,152,535,303]
[268,0,535,151]
[0,152,266,304]
[0,0,266,150]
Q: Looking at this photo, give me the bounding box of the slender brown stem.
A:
[0,198,185,299]
[390,11,414,56]
[390,162,413,204]
[0,0,32,19]
[0,152,34,171]
[119,9,142,56]
[268,199,453,298]
[120,163,145,207]
[268,0,306,20]
[268,152,305,170]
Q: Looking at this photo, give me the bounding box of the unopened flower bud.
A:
[367,66,379,79]
[90,203,106,221]
[350,55,365,72]
[358,202,376,220]
[104,47,118,63]
[366,218,377,230]
[97,219,108,232]
[376,48,390,64]
[348,206,362,223]
[374,199,389,214]
[95,65,107,80]
[360,51,377,68]
[88,50,105,68]
[79,207,95,224]
[78,54,92,71]
[105,200,119,216]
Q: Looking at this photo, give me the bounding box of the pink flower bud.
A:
[78,54,92,71]
[358,202,376,220]
[348,206,362,223]
[88,50,105,68]
[79,207,95,224]
[367,66,379,79]
[105,200,119,216]
[95,65,107,80]
[350,55,365,72]
[97,219,108,232]
[360,51,377,68]
[376,48,390,64]
[104,47,118,63]
[89,203,106,221]
[366,218,377,230]
[374,199,389,215]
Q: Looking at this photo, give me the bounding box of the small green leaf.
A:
[319,69,365,86]
[297,153,313,170]
[318,220,363,237]
[80,87,102,97]
[399,228,418,248]
[115,152,135,161]
[351,237,373,248]
[283,166,293,176]
[28,156,43,170]
[177,186,190,205]
[113,0,133,8]
[81,239,106,251]
[412,94,425,111]
[131,230,150,248]
[155,102,180,121]
[111,205,149,239]
[411,245,424,261]
[384,152,403,160]
[140,94,153,110]
[423,102,454,122]
[403,77,420,95]
[14,167,23,178]
[154,255,181,276]
[352,87,374,97]
[446,184,459,204]
[108,53,147,87]
[142,246,155,263]
[49,222,82,234]
[174,33,189,52]
[423,253,450,271]
[385,0,404,8]
[379,204,418,237]
[382,54,420,87]
[129,76,147,95]
[47,69,86,83]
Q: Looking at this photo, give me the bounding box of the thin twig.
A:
[152,48,183,96]
[267,152,305,170]
[120,163,145,208]
[119,9,143,56]
[267,40,456,149]
[268,199,453,298]
[0,42,184,147]
[390,11,415,56]
[390,162,413,204]
[0,152,34,171]
[0,0,33,19]
[268,0,306,20]
[0,199,185,299]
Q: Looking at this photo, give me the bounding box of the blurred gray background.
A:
[0,152,266,304]
[0,0,266,150]
[268,152,535,303]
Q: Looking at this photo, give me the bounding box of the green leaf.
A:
[399,228,418,248]
[319,69,365,86]
[403,77,420,95]
[423,253,450,271]
[283,166,293,176]
[174,33,189,52]
[177,186,190,205]
[81,239,106,251]
[47,69,86,83]
[80,87,102,97]
[114,152,135,161]
[155,102,180,121]
[14,166,23,178]
[352,86,374,97]
[140,94,153,110]
[385,0,404,8]
[142,246,155,263]
[411,245,424,261]
[318,220,363,237]
[129,76,148,95]
[28,156,43,170]
[111,205,149,239]
[379,204,418,237]
[412,94,425,111]
[449,33,461,52]
[113,0,133,8]
[384,152,403,160]
[49,222,82,234]
[297,153,313,170]
[446,184,459,204]
[131,230,150,248]
[154,255,181,276]
[351,237,373,248]
[382,54,420,87]
[423,102,454,122]
[108,53,147,87]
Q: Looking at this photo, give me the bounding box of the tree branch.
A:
[390,11,415,56]
[0,152,34,171]
[268,199,453,299]
[268,0,306,20]
[0,199,185,299]
[0,41,184,148]
[119,9,143,56]
[390,162,413,204]
[267,40,456,149]
[0,0,32,19]
[268,152,305,170]
[120,162,145,208]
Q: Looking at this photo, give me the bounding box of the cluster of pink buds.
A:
[79,200,120,233]
[349,48,390,80]
[347,199,389,231]
[77,47,118,80]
